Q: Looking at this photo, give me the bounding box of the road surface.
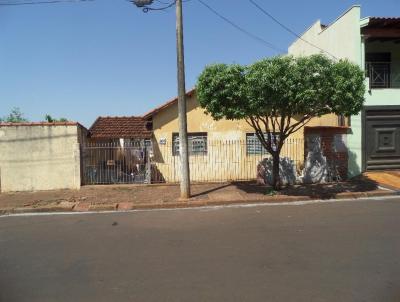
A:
[1,197,400,302]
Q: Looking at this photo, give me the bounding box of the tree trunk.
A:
[271,152,281,191]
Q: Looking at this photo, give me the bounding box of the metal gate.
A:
[81,142,151,185]
[364,106,400,170]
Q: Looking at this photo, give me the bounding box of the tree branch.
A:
[287,116,314,135]
[286,115,312,134]
[249,116,273,153]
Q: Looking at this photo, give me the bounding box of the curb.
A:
[2,190,398,216]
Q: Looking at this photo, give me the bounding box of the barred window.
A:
[172,132,208,156]
[246,133,279,155]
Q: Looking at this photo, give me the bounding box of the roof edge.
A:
[318,5,361,35]
[94,115,144,119]
[289,19,322,49]
[0,121,82,127]
[142,88,196,119]
[289,5,361,48]
[89,116,146,132]
[360,16,370,28]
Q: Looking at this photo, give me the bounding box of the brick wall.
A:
[304,127,349,181]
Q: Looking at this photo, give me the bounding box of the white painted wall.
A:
[288,6,362,64]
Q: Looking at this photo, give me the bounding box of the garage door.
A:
[364,106,400,170]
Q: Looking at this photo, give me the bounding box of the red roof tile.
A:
[367,17,400,28]
[89,116,152,139]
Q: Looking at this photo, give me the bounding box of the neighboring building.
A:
[0,122,87,192]
[82,116,153,185]
[88,116,152,144]
[144,89,346,182]
[288,5,400,176]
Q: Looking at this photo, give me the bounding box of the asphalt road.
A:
[1,197,400,302]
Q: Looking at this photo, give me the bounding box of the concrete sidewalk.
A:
[0,179,397,215]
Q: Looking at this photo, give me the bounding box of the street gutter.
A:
[1,193,399,218]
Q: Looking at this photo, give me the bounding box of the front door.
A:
[364,106,400,170]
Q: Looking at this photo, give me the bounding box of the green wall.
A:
[347,83,400,177]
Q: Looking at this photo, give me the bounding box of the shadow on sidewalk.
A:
[232,177,380,200]
[191,183,233,198]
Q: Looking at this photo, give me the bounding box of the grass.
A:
[264,187,277,196]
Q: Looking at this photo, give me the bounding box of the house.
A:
[88,116,152,145]
[288,5,400,176]
[144,89,347,183]
[82,116,153,185]
[0,122,88,192]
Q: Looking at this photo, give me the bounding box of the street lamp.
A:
[131,0,177,12]
[132,0,153,6]
[131,0,191,199]
[131,0,153,7]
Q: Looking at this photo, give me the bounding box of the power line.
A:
[197,0,284,54]
[0,0,94,6]
[248,0,338,60]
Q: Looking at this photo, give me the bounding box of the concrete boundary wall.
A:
[0,123,87,192]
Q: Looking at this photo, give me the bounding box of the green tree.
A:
[196,54,365,190]
[1,107,28,123]
[44,114,68,122]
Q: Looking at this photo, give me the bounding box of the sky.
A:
[0,0,398,127]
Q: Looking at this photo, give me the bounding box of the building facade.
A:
[144,90,345,182]
[289,5,400,176]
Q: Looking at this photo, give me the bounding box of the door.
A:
[364,106,400,170]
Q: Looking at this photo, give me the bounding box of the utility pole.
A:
[175,0,190,199]
[132,0,191,199]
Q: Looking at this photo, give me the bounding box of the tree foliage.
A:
[0,107,28,123]
[196,54,365,190]
[44,114,68,123]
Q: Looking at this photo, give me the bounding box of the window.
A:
[366,53,391,88]
[246,133,279,155]
[172,132,207,156]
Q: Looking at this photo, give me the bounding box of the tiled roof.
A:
[368,17,400,28]
[142,88,196,119]
[370,17,400,21]
[89,116,152,139]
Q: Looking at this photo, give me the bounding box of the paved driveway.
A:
[1,197,400,302]
[364,171,400,190]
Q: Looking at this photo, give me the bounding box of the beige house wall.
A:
[0,124,85,192]
[151,94,341,182]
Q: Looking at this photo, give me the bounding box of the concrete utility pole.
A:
[175,0,190,199]
[132,0,191,199]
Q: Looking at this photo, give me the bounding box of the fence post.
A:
[145,145,151,184]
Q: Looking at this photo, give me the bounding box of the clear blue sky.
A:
[0,0,398,127]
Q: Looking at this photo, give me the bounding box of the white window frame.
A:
[246,132,279,155]
[172,132,208,156]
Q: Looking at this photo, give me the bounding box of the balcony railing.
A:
[366,62,400,89]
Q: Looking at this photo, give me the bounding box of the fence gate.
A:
[81,142,151,185]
